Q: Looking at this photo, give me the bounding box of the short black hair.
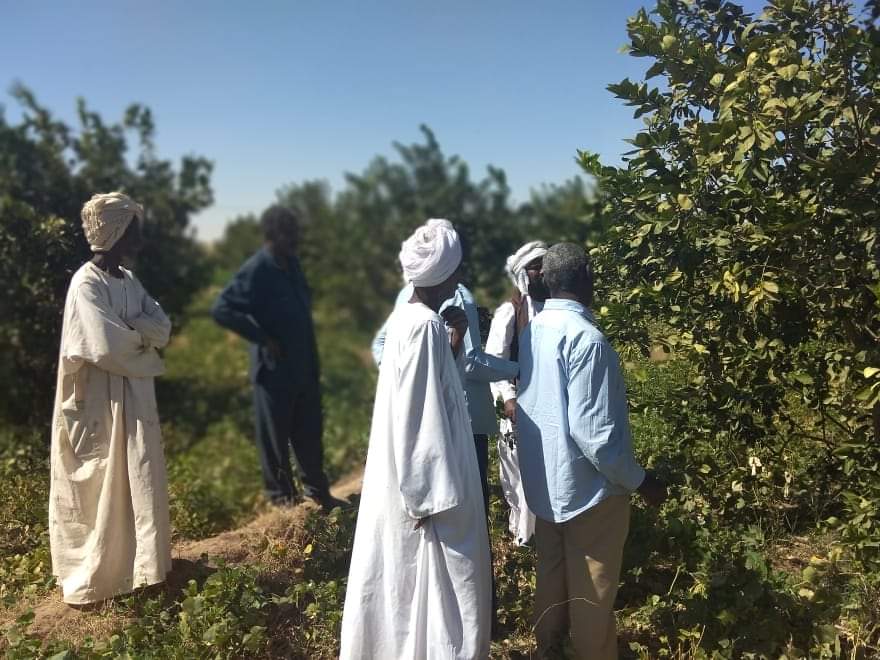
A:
[260,205,299,241]
[542,242,592,297]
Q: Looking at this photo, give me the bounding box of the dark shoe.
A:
[307,493,349,512]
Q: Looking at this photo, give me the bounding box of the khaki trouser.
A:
[533,495,631,660]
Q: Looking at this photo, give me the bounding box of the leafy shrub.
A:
[0,429,55,607]
[581,0,880,574]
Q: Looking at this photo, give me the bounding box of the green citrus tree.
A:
[580,0,879,561]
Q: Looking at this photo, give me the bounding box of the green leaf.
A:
[645,62,665,79]
[863,367,880,378]
[792,372,814,385]
[734,133,756,159]
[815,624,839,644]
[778,64,799,80]
[854,385,876,402]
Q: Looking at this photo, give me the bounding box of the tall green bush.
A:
[580,0,879,561]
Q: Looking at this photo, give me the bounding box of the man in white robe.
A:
[49,192,173,605]
[485,241,549,546]
[340,219,491,660]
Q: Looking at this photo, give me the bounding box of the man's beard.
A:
[527,278,550,302]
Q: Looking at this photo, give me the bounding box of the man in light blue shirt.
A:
[517,243,666,659]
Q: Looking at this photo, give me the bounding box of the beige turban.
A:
[81,192,144,252]
[506,240,548,295]
[399,218,462,287]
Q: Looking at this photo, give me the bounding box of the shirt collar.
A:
[259,246,279,268]
[543,298,596,323]
[260,246,299,272]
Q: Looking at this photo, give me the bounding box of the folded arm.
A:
[127,286,172,349]
[63,281,165,379]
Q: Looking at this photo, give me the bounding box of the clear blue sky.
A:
[2,0,765,240]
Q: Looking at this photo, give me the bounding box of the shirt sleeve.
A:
[126,278,172,349]
[567,340,645,491]
[371,317,389,367]
[392,319,465,519]
[63,281,165,379]
[486,302,517,403]
[372,285,413,367]
[458,290,518,384]
[211,261,269,345]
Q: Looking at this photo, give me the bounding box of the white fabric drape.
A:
[485,296,543,546]
[49,262,172,604]
[340,302,491,660]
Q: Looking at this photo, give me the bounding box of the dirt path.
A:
[2,471,364,645]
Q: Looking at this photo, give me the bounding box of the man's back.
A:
[516,299,645,523]
[370,282,516,434]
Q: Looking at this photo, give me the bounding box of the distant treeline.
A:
[0,88,601,427]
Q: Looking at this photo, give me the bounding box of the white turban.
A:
[506,240,548,295]
[398,218,462,287]
[81,192,144,252]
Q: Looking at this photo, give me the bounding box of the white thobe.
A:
[340,302,491,660]
[49,262,173,604]
[485,296,543,546]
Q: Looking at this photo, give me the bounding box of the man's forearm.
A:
[579,431,646,492]
[464,351,518,383]
[211,301,268,345]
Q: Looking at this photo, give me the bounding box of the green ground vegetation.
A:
[3,323,877,657]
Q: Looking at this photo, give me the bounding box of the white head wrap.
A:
[81,192,144,252]
[398,218,462,287]
[506,240,548,294]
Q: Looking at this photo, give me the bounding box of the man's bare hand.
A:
[440,306,468,356]
[265,337,283,361]
[503,398,517,423]
[637,471,668,507]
